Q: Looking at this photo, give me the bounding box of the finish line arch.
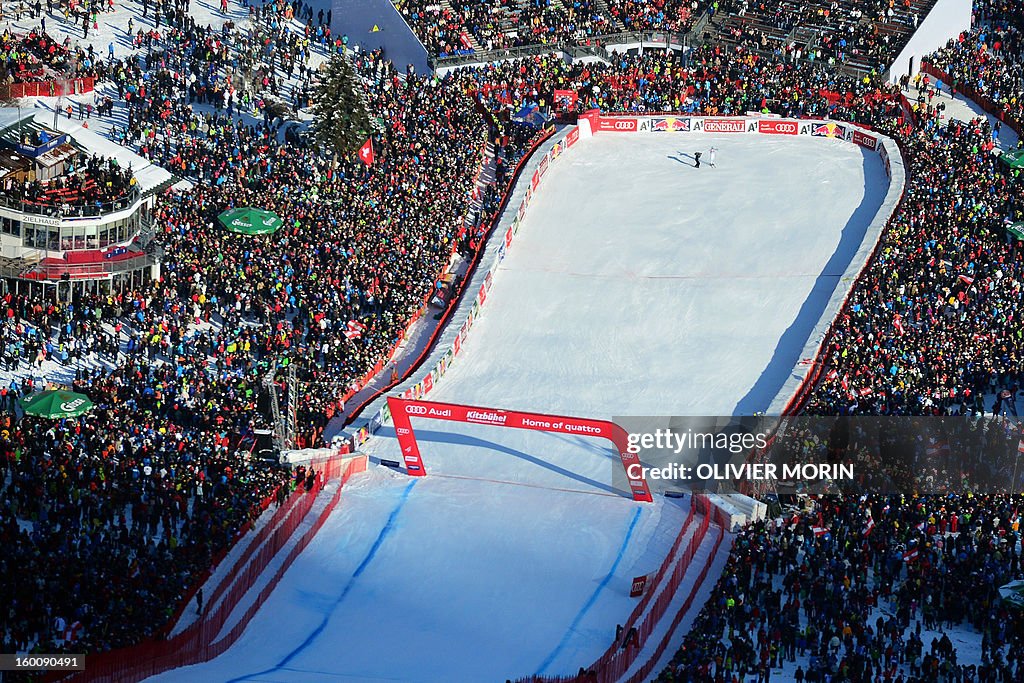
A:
[386,396,653,502]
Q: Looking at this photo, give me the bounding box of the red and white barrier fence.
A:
[510,494,732,683]
[3,77,95,99]
[51,455,367,683]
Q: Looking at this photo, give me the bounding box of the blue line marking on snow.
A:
[535,506,643,675]
[225,480,417,683]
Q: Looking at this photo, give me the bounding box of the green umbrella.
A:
[1000,580,1024,609]
[20,390,94,418]
[217,207,284,235]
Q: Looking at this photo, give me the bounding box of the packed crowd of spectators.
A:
[454,44,903,124]
[394,0,933,71]
[606,0,701,32]
[2,154,137,211]
[0,0,514,657]
[803,105,1022,417]
[0,27,108,86]
[395,0,500,56]
[926,3,1024,124]
[397,0,618,57]
[708,0,934,71]
[0,392,292,653]
[2,0,1024,670]
[658,494,1024,682]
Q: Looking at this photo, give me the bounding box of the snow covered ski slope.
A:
[150,131,888,682]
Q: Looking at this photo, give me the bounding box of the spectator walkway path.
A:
[906,82,1021,149]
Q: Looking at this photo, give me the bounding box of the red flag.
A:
[811,526,829,537]
[903,548,919,563]
[863,517,875,536]
[358,138,374,166]
[1017,438,1024,457]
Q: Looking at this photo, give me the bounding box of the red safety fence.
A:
[621,498,729,683]
[3,77,95,99]
[51,454,367,683]
[513,494,730,683]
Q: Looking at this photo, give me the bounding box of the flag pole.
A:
[1013,449,1020,497]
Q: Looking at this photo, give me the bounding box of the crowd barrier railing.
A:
[3,76,95,99]
[509,494,730,683]
[50,455,367,683]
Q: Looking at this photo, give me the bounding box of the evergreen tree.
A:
[311,54,376,160]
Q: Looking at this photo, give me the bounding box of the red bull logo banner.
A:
[535,154,550,185]
[697,118,745,133]
[806,121,847,138]
[453,326,465,356]
[644,116,691,132]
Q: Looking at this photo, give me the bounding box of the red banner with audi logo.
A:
[758,119,799,135]
[387,396,653,502]
[596,117,638,132]
[851,129,878,150]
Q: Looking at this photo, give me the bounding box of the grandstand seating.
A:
[410,0,940,80]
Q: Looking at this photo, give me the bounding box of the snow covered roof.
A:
[16,110,174,194]
[0,109,35,134]
[35,143,77,168]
